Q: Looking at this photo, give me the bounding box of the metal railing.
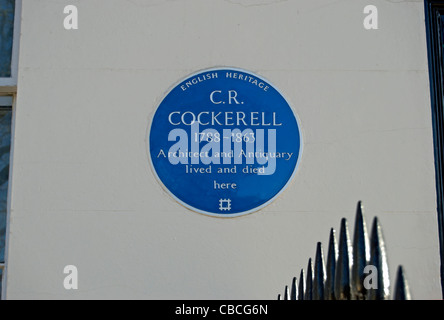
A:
[278,201,411,300]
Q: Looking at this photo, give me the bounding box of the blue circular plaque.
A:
[149,68,302,217]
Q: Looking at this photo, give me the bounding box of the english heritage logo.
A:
[149,68,302,217]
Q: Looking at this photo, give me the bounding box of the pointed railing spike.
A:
[305,258,314,300]
[325,228,337,300]
[335,218,352,300]
[280,204,411,300]
[313,242,326,300]
[352,201,370,300]
[298,269,305,300]
[284,285,290,300]
[367,217,390,300]
[394,266,411,300]
[290,277,298,300]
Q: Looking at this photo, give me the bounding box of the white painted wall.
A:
[3,0,441,299]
